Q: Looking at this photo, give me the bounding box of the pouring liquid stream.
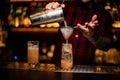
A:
[64,20,68,43]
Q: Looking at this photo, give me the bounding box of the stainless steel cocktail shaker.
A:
[29,7,64,25]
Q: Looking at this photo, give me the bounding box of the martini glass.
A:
[60,26,74,44]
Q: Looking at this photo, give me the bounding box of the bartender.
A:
[45,0,113,65]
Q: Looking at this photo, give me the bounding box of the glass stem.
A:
[66,40,68,44]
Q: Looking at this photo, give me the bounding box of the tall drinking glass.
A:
[61,43,73,70]
[27,41,39,68]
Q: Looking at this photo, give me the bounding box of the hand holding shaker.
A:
[29,7,64,25]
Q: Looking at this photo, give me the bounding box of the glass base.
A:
[28,63,39,69]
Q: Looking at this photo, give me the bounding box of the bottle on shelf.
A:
[7,4,15,27]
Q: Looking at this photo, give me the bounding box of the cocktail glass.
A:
[60,26,74,43]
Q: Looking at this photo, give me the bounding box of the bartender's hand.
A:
[77,14,98,38]
[77,14,112,50]
[45,2,65,9]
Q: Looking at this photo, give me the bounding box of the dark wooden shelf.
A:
[11,27,59,33]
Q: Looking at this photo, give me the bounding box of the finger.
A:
[45,2,59,9]
[91,14,97,22]
[60,4,65,8]
[45,4,49,9]
[88,20,98,29]
[45,2,54,9]
[84,22,89,27]
[77,23,87,32]
[52,2,65,8]
[93,20,98,24]
[52,2,60,8]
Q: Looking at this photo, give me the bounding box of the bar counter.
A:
[0,62,120,80]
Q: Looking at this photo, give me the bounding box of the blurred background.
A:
[0,0,120,65]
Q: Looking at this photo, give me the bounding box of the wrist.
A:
[87,34,111,51]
